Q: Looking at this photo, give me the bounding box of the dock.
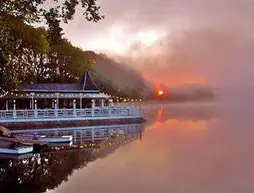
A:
[0,136,48,147]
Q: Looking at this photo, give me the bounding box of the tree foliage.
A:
[0,19,50,89]
[0,0,145,99]
[84,51,146,99]
[45,39,91,83]
[0,0,103,91]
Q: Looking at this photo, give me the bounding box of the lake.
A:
[1,102,253,193]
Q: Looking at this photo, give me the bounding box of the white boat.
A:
[0,145,33,154]
[19,134,73,143]
[37,135,73,143]
[0,137,34,154]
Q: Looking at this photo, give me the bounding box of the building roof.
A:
[20,72,100,93]
[21,83,82,91]
[81,71,99,91]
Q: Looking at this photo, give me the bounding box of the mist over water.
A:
[49,102,254,193]
[123,26,254,95]
[63,0,254,106]
[99,1,254,109]
[63,3,254,192]
[37,2,254,192]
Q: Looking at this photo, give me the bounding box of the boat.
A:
[0,146,33,155]
[0,141,33,155]
[38,135,73,143]
[0,146,33,154]
[20,134,73,143]
[0,126,48,153]
[0,153,33,160]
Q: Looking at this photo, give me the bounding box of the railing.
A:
[0,106,143,122]
[12,123,144,143]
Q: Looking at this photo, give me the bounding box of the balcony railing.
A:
[0,106,143,123]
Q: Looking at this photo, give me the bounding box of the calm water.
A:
[1,102,254,193]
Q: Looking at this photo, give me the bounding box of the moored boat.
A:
[0,141,33,154]
[20,134,73,143]
[38,135,73,143]
[0,146,33,154]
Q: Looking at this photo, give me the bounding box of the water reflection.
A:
[0,123,144,193]
[156,107,163,122]
[50,102,252,193]
[2,102,253,193]
[144,102,217,126]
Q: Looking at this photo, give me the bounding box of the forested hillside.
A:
[0,0,146,99]
[84,51,146,99]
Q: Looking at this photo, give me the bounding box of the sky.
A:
[61,0,254,89]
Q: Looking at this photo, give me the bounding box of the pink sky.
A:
[61,0,254,88]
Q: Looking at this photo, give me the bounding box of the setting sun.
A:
[158,90,164,96]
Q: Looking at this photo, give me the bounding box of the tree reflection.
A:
[0,124,144,193]
[0,150,89,192]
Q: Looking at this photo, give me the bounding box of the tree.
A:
[0,0,104,91]
[0,0,103,24]
[45,39,90,83]
[0,19,50,89]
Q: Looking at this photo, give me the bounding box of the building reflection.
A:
[0,123,144,193]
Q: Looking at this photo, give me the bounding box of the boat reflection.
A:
[0,123,144,193]
[0,153,34,160]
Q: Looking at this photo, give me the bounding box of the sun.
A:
[158,90,164,96]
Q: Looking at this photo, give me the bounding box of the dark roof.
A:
[20,72,100,93]
[21,83,82,91]
[81,71,99,91]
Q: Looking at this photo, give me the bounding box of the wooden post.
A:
[51,99,54,109]
[73,99,77,117]
[54,100,58,118]
[13,100,16,119]
[109,99,113,107]
[80,97,82,109]
[29,99,32,109]
[80,130,83,144]
[55,93,59,109]
[92,99,95,108]
[92,127,95,142]
[31,96,34,109]
[73,130,77,144]
[108,108,111,117]
[57,96,59,109]
[91,99,95,117]
[34,100,38,118]
[5,100,8,110]
[101,99,104,107]
[108,100,111,117]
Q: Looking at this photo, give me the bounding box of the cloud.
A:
[61,0,254,97]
